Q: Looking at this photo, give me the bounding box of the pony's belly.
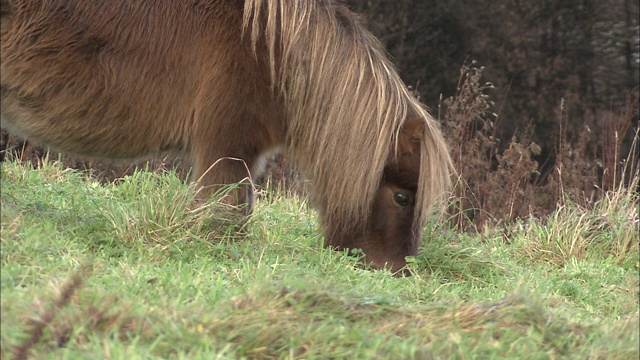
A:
[1,99,177,160]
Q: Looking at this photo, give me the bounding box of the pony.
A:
[0,0,452,273]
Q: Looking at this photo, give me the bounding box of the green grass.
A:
[1,159,638,359]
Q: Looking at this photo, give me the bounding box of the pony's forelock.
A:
[243,0,452,231]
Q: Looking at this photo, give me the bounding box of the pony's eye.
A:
[392,192,412,207]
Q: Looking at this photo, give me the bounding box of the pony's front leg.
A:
[190,153,256,214]
[186,148,259,237]
[188,99,284,221]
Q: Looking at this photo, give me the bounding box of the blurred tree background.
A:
[348,0,639,171]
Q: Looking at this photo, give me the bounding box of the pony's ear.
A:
[397,117,424,155]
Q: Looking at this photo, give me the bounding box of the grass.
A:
[1,158,638,359]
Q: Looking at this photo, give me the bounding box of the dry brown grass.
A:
[441,63,639,232]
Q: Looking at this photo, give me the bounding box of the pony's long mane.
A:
[243,0,452,231]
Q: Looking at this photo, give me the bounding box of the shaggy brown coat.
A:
[1,0,452,272]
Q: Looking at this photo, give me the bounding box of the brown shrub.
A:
[442,64,638,232]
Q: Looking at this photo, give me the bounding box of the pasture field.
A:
[1,158,638,359]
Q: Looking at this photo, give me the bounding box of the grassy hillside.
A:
[1,158,638,359]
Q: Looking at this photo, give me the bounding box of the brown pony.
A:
[0,0,452,273]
